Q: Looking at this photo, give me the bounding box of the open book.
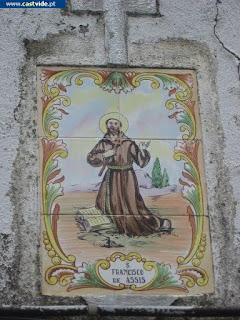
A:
[76,207,114,232]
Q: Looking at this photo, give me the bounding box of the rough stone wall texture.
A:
[0,0,240,318]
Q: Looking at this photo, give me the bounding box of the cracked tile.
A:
[119,69,201,140]
[38,67,120,138]
[41,214,128,296]
[124,215,214,295]
[118,139,208,217]
[40,137,127,215]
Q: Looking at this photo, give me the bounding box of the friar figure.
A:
[87,112,170,236]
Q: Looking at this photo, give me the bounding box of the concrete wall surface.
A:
[0,0,240,318]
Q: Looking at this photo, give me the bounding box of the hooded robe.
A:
[87,132,162,236]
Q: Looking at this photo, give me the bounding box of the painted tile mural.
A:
[38,68,214,296]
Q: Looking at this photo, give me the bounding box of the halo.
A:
[99,112,129,134]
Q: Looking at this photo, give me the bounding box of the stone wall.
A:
[0,0,240,317]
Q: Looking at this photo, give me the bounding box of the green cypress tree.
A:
[152,157,163,188]
[162,168,170,187]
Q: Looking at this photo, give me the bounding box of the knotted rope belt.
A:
[107,164,132,170]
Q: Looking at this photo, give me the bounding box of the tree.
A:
[152,157,163,188]
[162,168,170,187]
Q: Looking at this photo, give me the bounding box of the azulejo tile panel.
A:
[38,67,213,296]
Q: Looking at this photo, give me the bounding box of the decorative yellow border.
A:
[40,68,208,291]
[68,252,186,292]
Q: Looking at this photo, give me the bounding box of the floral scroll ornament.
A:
[174,141,208,287]
[40,68,208,292]
[42,138,77,285]
[68,253,186,292]
[41,69,196,141]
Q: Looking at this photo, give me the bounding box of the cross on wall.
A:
[70,0,161,65]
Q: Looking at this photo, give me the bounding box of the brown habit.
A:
[87,132,161,236]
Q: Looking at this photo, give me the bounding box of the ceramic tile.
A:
[119,69,201,140]
[40,137,208,219]
[41,214,213,295]
[38,68,201,140]
[40,138,127,215]
[37,67,121,138]
[119,139,208,217]
[41,214,129,296]
[124,215,214,295]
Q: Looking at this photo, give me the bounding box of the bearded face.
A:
[106,118,121,135]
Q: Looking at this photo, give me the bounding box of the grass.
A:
[77,209,172,248]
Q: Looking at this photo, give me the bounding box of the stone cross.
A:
[70,0,160,64]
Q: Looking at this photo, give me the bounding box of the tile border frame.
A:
[38,67,212,296]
